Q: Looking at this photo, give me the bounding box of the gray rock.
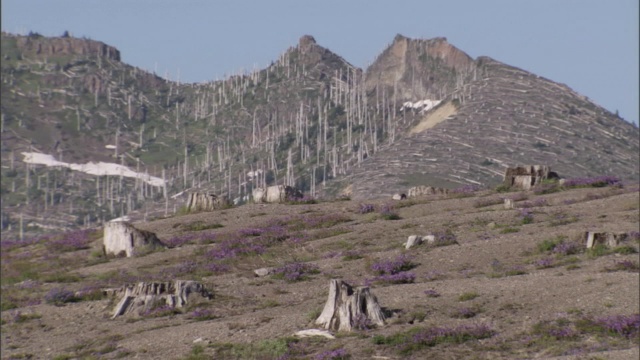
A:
[254,267,275,277]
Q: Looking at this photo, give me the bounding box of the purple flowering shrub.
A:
[372,323,495,355]
[272,262,319,282]
[315,348,349,360]
[473,197,503,208]
[451,184,482,196]
[187,308,216,321]
[424,270,446,281]
[378,204,400,220]
[563,176,623,188]
[286,195,318,204]
[518,209,534,224]
[547,211,579,227]
[371,255,416,275]
[47,229,95,252]
[164,232,215,247]
[44,287,77,306]
[424,289,440,298]
[535,257,555,269]
[430,230,458,247]
[518,198,548,208]
[451,307,478,319]
[590,314,640,338]
[604,260,640,273]
[139,304,180,318]
[357,203,375,214]
[524,313,640,351]
[367,255,417,285]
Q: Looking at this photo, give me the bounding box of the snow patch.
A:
[105,145,117,149]
[21,152,165,187]
[401,99,441,113]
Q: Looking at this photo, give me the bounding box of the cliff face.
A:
[14,34,120,61]
[364,35,476,101]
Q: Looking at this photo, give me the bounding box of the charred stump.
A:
[315,279,386,332]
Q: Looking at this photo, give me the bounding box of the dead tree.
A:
[315,279,386,332]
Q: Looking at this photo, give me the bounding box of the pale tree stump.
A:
[315,279,386,332]
[111,280,212,319]
[103,221,164,257]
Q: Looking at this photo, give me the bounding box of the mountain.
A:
[1,32,638,237]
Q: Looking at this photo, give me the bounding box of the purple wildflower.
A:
[595,314,640,338]
[315,348,349,360]
[424,289,440,298]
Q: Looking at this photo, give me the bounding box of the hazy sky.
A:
[2,0,638,125]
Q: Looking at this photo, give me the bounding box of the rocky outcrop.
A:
[365,35,476,100]
[110,280,212,318]
[103,221,164,257]
[186,192,230,212]
[503,165,559,190]
[15,35,120,61]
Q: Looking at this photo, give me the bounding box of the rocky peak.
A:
[298,34,317,54]
[365,34,476,100]
[13,33,121,61]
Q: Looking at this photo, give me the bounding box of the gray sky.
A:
[2,0,638,125]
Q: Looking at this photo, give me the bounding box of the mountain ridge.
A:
[1,32,638,237]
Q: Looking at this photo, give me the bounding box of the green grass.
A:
[458,292,479,301]
[182,222,224,232]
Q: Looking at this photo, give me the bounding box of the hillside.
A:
[1,32,638,238]
[1,181,638,359]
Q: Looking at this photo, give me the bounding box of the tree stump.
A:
[103,221,164,257]
[186,192,230,212]
[585,232,627,248]
[315,279,385,332]
[111,280,212,319]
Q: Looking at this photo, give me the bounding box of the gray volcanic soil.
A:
[1,186,639,359]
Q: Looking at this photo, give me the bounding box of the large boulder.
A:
[103,221,164,257]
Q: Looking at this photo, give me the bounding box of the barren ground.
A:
[1,185,639,359]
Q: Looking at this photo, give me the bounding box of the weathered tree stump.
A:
[315,279,385,332]
[111,280,212,319]
[504,198,515,209]
[103,221,164,257]
[503,165,559,190]
[407,186,449,198]
[186,192,230,212]
[252,185,303,203]
[585,232,627,249]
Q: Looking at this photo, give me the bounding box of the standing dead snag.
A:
[315,279,386,332]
